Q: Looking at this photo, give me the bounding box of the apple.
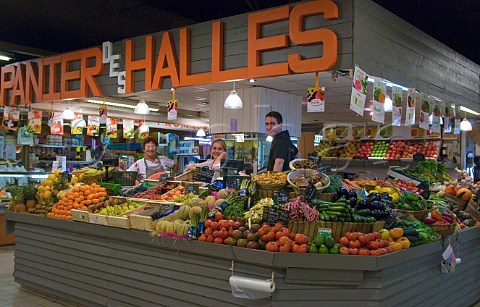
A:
[379,229,390,240]
[389,228,404,240]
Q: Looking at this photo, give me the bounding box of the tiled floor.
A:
[0,247,66,307]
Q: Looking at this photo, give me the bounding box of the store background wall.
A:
[299,132,315,158]
[209,87,301,137]
[353,0,480,111]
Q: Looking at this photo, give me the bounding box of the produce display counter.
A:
[5,212,480,306]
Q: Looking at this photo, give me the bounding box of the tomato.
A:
[340,246,350,255]
[212,230,220,238]
[206,235,214,243]
[204,219,212,229]
[219,229,229,239]
[278,236,292,246]
[228,227,234,237]
[213,237,224,244]
[272,222,284,232]
[257,227,268,236]
[372,232,381,240]
[348,248,359,255]
[366,240,379,250]
[299,243,309,253]
[214,212,223,222]
[204,228,213,236]
[358,234,370,245]
[348,240,361,248]
[369,249,382,256]
[346,232,359,241]
[338,236,350,247]
[279,242,292,252]
[359,248,370,256]
[197,234,207,242]
[210,222,220,231]
[275,230,289,240]
[378,248,387,255]
[292,243,308,253]
[294,234,309,245]
[292,243,302,253]
[219,220,229,229]
[266,241,279,252]
[261,231,276,242]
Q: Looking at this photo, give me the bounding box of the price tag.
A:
[273,188,288,204]
[413,152,426,162]
[160,173,168,182]
[317,227,332,237]
[239,188,247,196]
[305,185,318,203]
[186,183,199,195]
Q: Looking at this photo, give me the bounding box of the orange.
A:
[92,198,99,204]
[85,200,92,205]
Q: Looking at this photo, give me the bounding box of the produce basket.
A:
[71,209,90,223]
[396,209,429,220]
[112,171,138,186]
[287,169,330,196]
[82,172,104,185]
[430,222,457,239]
[289,158,317,170]
[255,183,287,200]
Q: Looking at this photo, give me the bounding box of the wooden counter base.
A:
[5,212,480,306]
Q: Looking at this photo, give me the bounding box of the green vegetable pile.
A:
[396,220,441,244]
[401,160,451,183]
[322,174,342,193]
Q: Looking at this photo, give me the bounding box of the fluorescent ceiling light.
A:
[87,99,159,112]
[0,55,13,61]
[459,106,480,116]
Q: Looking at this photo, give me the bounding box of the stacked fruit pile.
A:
[354,141,374,158]
[339,142,360,158]
[385,140,406,160]
[369,141,388,158]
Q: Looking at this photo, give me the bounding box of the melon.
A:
[217,189,230,199]
[205,196,216,205]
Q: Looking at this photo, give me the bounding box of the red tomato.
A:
[210,222,220,231]
[212,230,220,238]
[338,236,350,247]
[278,236,292,246]
[273,222,284,232]
[204,228,213,236]
[346,232,359,241]
[279,242,292,252]
[299,243,309,253]
[204,219,212,228]
[213,237,224,244]
[369,249,382,256]
[197,234,207,242]
[206,235,214,243]
[219,229,229,239]
[348,248,359,255]
[214,212,223,222]
[261,231,276,242]
[348,240,361,249]
[275,230,289,240]
[359,248,370,256]
[294,234,309,245]
[266,241,279,252]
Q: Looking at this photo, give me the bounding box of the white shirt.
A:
[127,156,174,182]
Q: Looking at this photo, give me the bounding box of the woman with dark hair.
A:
[127,136,174,183]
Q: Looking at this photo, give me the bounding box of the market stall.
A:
[5,212,480,306]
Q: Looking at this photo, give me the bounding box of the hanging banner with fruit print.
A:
[27,111,42,134]
[2,106,20,131]
[71,114,85,135]
[454,105,460,134]
[391,86,403,126]
[106,117,118,138]
[431,99,442,133]
[87,116,100,136]
[50,112,64,135]
[123,119,135,139]
[372,80,386,124]
[444,102,452,133]
[418,94,431,130]
[405,88,416,126]
[99,105,107,125]
[307,87,325,112]
[137,120,148,140]
[167,99,177,120]
[350,66,369,116]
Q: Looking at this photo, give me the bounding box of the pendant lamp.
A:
[138,114,149,133]
[134,99,150,114]
[224,81,243,109]
[460,118,472,131]
[62,107,75,120]
[196,128,206,137]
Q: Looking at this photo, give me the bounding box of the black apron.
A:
[144,157,165,179]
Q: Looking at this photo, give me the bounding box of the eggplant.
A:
[349,197,357,208]
[337,187,350,198]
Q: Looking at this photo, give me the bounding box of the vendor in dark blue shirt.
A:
[265,111,299,172]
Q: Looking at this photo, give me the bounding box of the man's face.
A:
[265,116,282,136]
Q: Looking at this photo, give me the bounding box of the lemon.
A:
[45,180,54,187]
[54,170,61,176]
[43,185,51,191]
[71,177,79,184]
[37,185,44,192]
[43,191,52,199]
[41,180,48,186]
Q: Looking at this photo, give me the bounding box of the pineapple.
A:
[8,186,26,213]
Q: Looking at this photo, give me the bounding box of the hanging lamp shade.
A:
[224,81,243,109]
[196,128,206,137]
[62,107,75,120]
[139,123,149,133]
[460,118,472,131]
[134,100,150,114]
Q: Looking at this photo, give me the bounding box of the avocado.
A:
[313,236,324,247]
[319,244,329,254]
[324,236,335,249]
[309,245,319,254]
[329,244,339,254]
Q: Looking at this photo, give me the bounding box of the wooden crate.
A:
[88,213,108,226]
[71,209,90,223]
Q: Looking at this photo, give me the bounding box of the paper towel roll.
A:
[229,275,275,300]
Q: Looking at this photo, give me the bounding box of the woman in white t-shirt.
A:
[127,136,174,184]
[186,139,227,173]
